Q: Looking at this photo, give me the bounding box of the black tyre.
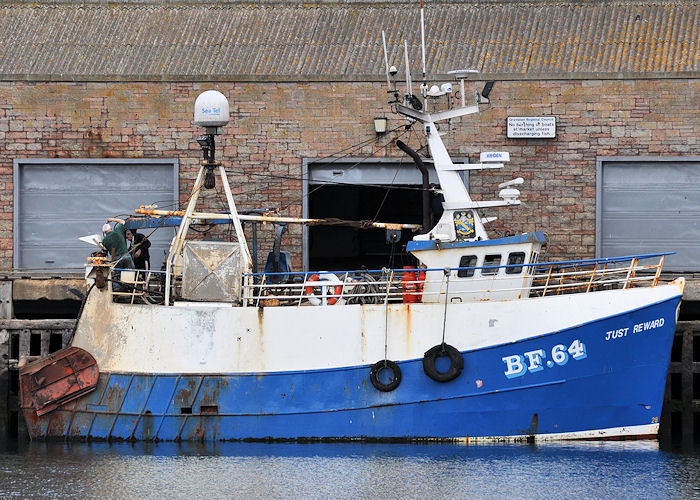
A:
[422,343,464,382]
[369,360,402,392]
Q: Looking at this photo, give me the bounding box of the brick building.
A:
[0,0,698,274]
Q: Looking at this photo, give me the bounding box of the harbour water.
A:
[0,439,697,499]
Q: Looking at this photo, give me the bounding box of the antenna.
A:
[382,31,391,88]
[448,69,478,107]
[420,0,426,83]
[404,41,413,97]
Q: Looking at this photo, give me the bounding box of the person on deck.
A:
[102,217,135,271]
[126,229,151,270]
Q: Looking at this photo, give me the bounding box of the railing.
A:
[529,253,668,296]
[109,268,166,305]
[104,252,672,306]
[243,252,672,306]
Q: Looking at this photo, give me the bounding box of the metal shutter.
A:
[14,159,178,272]
[597,157,700,272]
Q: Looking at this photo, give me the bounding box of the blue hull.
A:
[24,296,680,441]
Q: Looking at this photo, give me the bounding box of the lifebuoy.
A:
[304,273,344,305]
[369,360,402,392]
[422,343,464,382]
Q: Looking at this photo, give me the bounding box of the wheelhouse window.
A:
[457,255,477,278]
[506,252,526,274]
[481,254,502,275]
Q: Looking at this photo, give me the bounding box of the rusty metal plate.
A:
[19,346,99,416]
[181,241,242,301]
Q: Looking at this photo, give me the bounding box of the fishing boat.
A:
[19,25,684,442]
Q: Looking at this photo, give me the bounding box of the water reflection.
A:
[0,439,697,499]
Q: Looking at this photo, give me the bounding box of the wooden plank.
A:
[62,329,74,348]
[40,330,50,357]
[660,356,673,443]
[0,282,12,319]
[0,319,76,330]
[0,328,9,434]
[18,329,30,361]
[681,325,695,445]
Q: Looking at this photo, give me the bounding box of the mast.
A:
[383,4,521,244]
[420,0,426,85]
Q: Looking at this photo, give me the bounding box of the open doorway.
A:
[304,159,454,271]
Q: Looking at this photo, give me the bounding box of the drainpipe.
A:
[396,140,430,234]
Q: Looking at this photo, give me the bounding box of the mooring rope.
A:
[383,267,392,363]
[441,267,451,346]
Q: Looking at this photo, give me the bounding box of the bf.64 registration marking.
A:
[502,339,587,379]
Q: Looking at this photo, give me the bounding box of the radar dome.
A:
[194,90,230,128]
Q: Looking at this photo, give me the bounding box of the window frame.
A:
[505,252,526,275]
[481,254,502,276]
[457,255,478,278]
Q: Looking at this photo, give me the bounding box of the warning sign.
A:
[507,117,556,138]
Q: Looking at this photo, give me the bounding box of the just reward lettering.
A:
[604,317,665,341]
[501,316,665,378]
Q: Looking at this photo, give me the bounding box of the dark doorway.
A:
[308,184,442,271]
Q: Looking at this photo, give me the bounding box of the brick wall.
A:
[0,78,697,270]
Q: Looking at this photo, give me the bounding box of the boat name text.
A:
[605,317,665,341]
[502,339,587,379]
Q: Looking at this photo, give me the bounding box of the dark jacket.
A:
[130,232,151,269]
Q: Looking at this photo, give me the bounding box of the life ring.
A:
[422,343,464,382]
[369,360,402,392]
[304,273,344,305]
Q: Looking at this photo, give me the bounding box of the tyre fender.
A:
[369,360,402,392]
[422,343,464,382]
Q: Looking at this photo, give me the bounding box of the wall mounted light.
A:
[374,117,388,134]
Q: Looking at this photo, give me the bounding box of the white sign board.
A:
[507,117,556,138]
[480,152,510,162]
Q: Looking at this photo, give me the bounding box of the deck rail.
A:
[243,252,672,306]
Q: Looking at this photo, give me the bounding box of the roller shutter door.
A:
[597,157,700,272]
[14,159,178,272]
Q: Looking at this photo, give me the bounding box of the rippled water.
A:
[0,439,697,499]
